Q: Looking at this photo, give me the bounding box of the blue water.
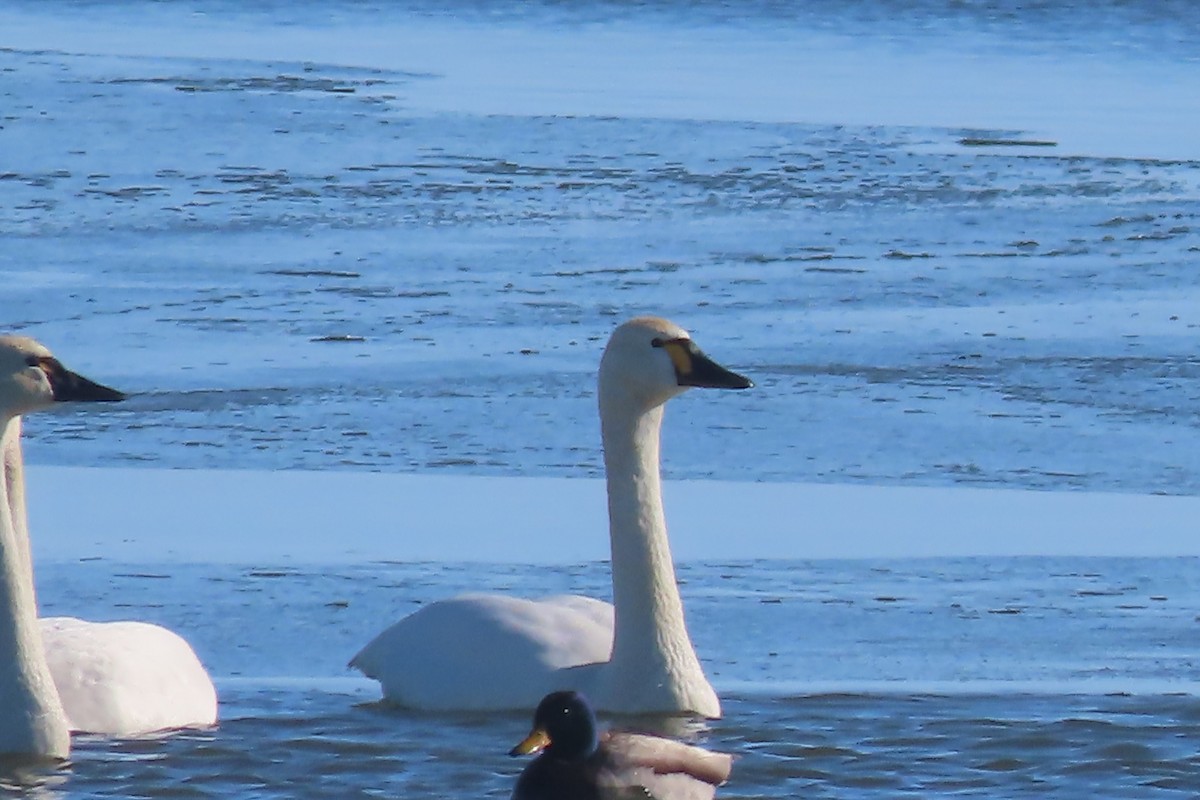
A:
[49,690,1200,798]
[23,556,1200,797]
[2,0,1200,796]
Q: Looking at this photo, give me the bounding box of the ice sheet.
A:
[29,466,1200,563]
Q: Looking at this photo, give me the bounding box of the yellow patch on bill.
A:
[663,340,693,376]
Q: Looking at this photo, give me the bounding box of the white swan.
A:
[351,316,751,717]
[1,336,116,758]
[0,336,217,745]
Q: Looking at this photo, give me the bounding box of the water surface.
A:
[15,556,1200,798]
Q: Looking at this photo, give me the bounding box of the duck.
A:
[351,316,751,717]
[0,336,217,748]
[509,690,732,800]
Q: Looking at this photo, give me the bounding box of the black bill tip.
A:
[42,358,126,403]
[672,341,753,390]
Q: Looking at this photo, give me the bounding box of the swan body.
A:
[510,690,732,800]
[0,336,216,751]
[352,317,751,717]
[352,594,613,711]
[40,617,217,736]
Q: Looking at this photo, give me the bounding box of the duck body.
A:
[512,750,611,800]
[510,691,732,800]
[351,317,751,718]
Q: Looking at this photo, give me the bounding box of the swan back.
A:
[41,618,218,735]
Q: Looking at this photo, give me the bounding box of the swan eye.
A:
[651,337,665,348]
[31,356,62,377]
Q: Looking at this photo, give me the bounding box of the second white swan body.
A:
[351,316,751,717]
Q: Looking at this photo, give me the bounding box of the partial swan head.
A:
[0,335,125,417]
[598,316,751,411]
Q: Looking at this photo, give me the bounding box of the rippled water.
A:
[7,556,1199,797]
[25,691,1197,798]
[3,2,1200,493]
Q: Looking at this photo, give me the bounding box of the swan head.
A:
[0,335,125,417]
[599,316,751,410]
[510,690,600,762]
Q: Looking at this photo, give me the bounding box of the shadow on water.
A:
[0,754,69,798]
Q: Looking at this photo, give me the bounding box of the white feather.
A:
[40,617,217,736]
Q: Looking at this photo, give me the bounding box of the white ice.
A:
[29,466,1200,564]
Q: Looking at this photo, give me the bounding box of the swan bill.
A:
[655,338,752,390]
[40,359,126,403]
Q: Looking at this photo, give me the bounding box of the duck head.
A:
[510,690,601,762]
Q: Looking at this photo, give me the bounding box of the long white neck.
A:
[0,415,70,760]
[599,392,719,717]
[3,419,33,584]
